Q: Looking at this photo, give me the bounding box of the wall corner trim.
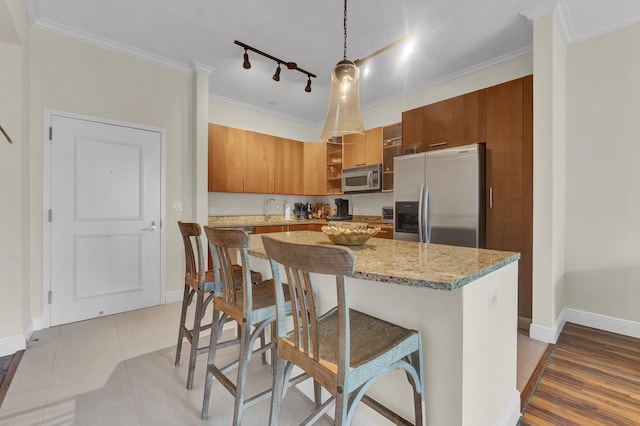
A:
[530,309,567,343]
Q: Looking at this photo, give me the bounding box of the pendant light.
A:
[320,0,364,142]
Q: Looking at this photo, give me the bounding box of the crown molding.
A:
[30,17,192,73]
[208,93,320,128]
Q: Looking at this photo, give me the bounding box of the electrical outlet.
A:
[208,206,216,215]
[171,201,182,212]
[488,290,498,311]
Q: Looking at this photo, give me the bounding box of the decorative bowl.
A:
[321,223,380,246]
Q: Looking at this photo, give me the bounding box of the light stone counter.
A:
[248,230,519,291]
[208,215,394,230]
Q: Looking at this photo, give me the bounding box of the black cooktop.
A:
[325,215,353,221]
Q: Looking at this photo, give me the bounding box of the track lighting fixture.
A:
[234,40,315,92]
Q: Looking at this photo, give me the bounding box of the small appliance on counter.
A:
[381,206,394,223]
[326,198,352,221]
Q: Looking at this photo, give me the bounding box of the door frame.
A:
[42,109,166,328]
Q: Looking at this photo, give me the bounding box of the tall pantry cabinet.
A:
[485,76,533,320]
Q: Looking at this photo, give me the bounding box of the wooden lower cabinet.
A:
[372,227,393,239]
[485,76,533,320]
[255,224,309,233]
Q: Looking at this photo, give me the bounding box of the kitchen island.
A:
[246,231,521,426]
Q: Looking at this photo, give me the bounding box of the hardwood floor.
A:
[520,323,640,425]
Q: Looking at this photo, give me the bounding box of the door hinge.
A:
[48,290,52,304]
[49,126,52,141]
[48,209,53,222]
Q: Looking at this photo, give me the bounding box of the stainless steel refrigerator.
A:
[393,143,485,248]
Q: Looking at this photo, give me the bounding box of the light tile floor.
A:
[516,332,548,393]
[0,302,546,425]
[0,302,331,426]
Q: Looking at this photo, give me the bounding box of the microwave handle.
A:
[367,170,373,188]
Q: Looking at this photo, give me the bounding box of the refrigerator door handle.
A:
[418,184,425,243]
[424,185,431,243]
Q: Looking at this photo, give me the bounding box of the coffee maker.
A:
[329,198,352,221]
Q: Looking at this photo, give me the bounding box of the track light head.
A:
[305,76,312,93]
[242,49,251,69]
[272,64,281,81]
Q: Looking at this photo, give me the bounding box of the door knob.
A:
[142,221,157,232]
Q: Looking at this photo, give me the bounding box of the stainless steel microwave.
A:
[342,163,383,193]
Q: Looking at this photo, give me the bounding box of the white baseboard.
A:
[564,308,640,339]
[165,289,183,304]
[0,334,26,357]
[529,307,640,344]
[499,390,522,426]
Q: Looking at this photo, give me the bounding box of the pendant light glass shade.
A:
[321,59,365,141]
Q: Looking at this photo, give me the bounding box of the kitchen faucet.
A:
[264,198,277,221]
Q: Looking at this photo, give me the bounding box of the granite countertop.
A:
[208,215,394,229]
[248,231,520,291]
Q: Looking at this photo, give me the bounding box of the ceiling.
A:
[24,0,640,126]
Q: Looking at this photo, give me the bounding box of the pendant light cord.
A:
[343,0,348,60]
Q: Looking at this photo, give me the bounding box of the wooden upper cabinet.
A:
[343,127,382,169]
[343,133,366,169]
[209,124,246,192]
[402,107,423,154]
[245,132,275,194]
[303,142,326,195]
[401,90,486,154]
[274,137,304,195]
[365,127,383,165]
[462,89,487,144]
[423,95,464,150]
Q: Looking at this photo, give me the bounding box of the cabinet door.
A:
[255,225,283,234]
[275,138,304,195]
[402,107,423,154]
[463,89,487,144]
[343,128,382,168]
[343,133,366,169]
[486,77,532,319]
[245,132,275,194]
[209,124,246,193]
[365,127,383,166]
[424,96,464,150]
[303,142,326,195]
[325,142,343,195]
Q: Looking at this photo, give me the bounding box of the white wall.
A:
[0,37,25,348]
[564,22,640,322]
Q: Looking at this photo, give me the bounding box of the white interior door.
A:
[48,114,163,326]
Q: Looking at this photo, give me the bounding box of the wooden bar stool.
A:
[175,221,243,390]
[262,235,426,425]
[201,227,299,425]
